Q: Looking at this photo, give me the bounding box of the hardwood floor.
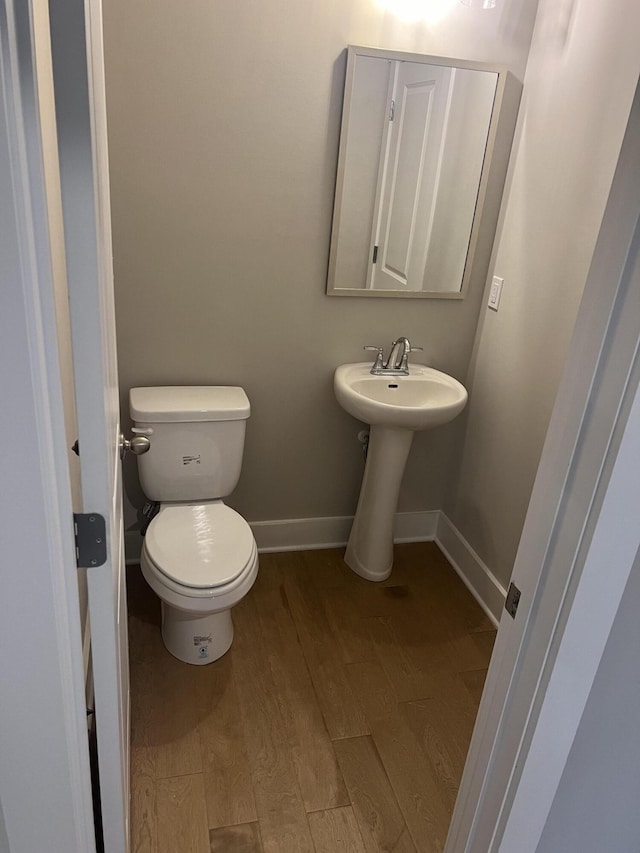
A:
[127,543,495,853]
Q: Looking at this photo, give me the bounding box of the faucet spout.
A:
[385,337,411,371]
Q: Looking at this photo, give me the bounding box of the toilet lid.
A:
[145,504,255,589]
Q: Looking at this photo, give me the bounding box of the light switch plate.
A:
[488,276,503,311]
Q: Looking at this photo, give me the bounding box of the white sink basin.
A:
[334,362,468,431]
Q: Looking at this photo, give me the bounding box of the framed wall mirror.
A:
[327,46,520,299]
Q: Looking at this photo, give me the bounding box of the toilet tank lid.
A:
[129,386,250,423]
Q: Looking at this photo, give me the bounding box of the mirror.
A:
[327,47,519,298]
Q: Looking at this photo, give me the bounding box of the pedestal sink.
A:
[335,362,468,582]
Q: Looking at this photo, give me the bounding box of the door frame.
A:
[447,75,640,851]
[47,0,131,845]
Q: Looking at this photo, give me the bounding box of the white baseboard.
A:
[251,510,439,553]
[436,512,507,627]
[125,510,439,562]
[250,515,352,553]
[125,509,505,627]
[394,510,440,543]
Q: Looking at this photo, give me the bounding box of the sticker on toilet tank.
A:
[182,454,201,466]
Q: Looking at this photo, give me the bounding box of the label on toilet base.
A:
[194,634,212,660]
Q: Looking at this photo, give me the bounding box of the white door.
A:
[49,1,130,851]
[368,62,452,292]
[0,1,97,850]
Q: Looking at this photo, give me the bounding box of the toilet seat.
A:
[145,502,255,590]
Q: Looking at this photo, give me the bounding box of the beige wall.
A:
[102,0,537,535]
[444,0,640,587]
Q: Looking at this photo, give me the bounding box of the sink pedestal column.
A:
[345,424,414,582]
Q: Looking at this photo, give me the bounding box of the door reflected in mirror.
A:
[327,47,519,299]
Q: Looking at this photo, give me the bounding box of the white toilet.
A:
[129,386,259,665]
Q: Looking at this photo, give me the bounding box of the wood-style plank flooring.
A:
[127,542,495,853]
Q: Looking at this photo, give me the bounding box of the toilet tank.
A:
[129,386,250,502]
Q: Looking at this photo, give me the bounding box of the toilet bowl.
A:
[130,386,258,665]
[141,501,258,664]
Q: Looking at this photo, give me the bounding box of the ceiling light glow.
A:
[376,0,459,25]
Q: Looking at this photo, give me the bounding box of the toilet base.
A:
[161,602,234,665]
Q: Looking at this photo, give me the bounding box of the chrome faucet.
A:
[364,337,423,375]
[386,337,411,372]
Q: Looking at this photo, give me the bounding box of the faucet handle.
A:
[399,343,424,372]
[364,345,385,372]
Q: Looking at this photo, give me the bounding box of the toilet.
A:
[129,386,258,665]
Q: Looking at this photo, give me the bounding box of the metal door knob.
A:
[120,434,151,459]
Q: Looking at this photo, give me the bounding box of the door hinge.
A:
[389,99,395,121]
[372,245,379,263]
[74,513,107,568]
[505,582,521,619]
